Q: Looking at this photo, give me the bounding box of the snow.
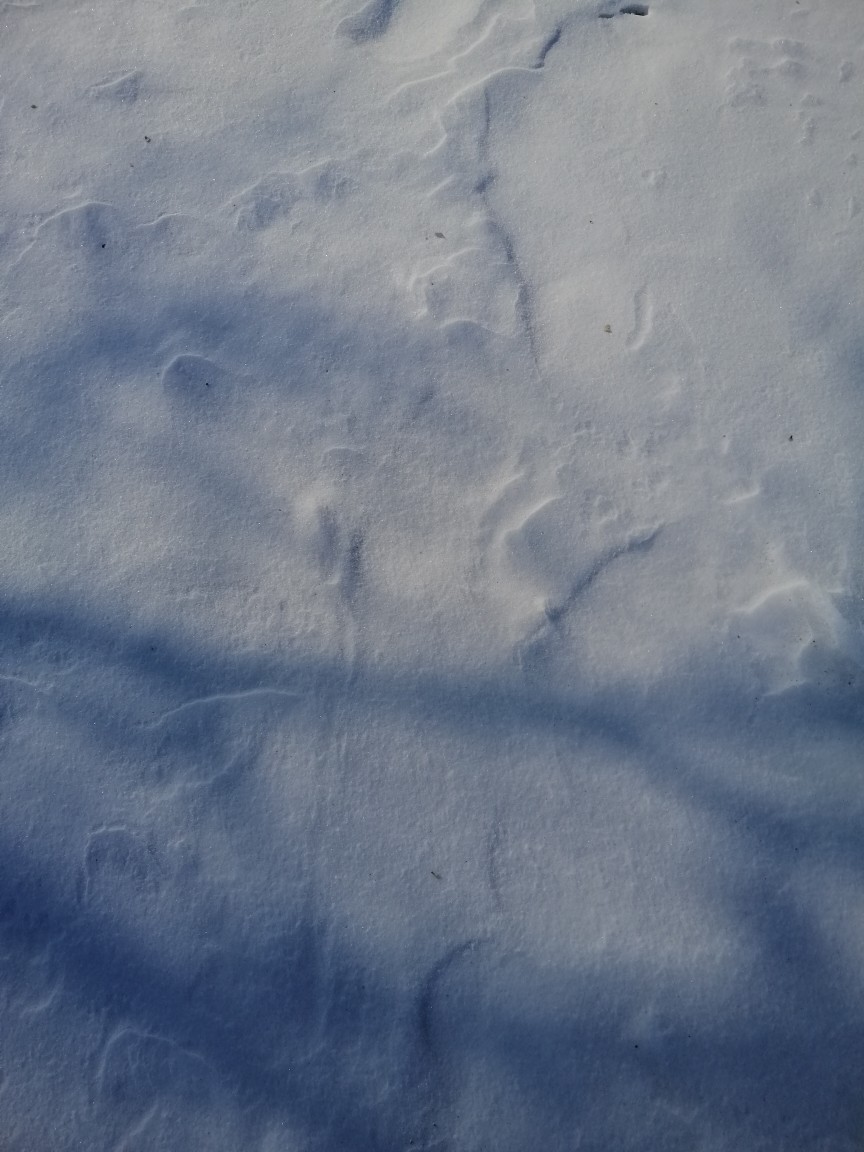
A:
[0,0,862,1147]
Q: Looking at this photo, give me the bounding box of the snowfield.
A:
[1,0,863,1148]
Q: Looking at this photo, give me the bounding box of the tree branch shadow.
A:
[0,594,862,1149]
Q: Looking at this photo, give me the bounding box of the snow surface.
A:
[1,0,863,1148]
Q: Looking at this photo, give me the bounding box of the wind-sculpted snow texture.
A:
[1,0,863,1149]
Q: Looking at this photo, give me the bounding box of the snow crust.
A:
[0,0,863,1148]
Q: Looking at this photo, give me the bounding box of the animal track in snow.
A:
[476,453,564,572]
[724,38,808,109]
[11,200,123,266]
[292,492,366,669]
[409,243,522,337]
[227,161,354,233]
[9,202,214,270]
[9,946,64,1019]
[160,354,230,416]
[641,167,666,188]
[96,1025,237,1150]
[78,826,162,905]
[230,173,298,232]
[625,285,653,350]
[87,70,143,102]
[363,0,540,69]
[482,457,664,650]
[297,499,365,605]
[99,1027,213,1105]
[732,576,864,695]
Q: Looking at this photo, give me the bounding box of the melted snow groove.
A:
[143,687,302,727]
[599,3,649,16]
[544,526,662,625]
[471,89,541,368]
[337,0,399,42]
[535,25,563,68]
[388,12,565,374]
[417,939,483,1052]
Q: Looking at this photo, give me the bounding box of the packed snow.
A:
[1,0,863,1148]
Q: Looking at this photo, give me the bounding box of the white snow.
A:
[1,0,863,1148]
